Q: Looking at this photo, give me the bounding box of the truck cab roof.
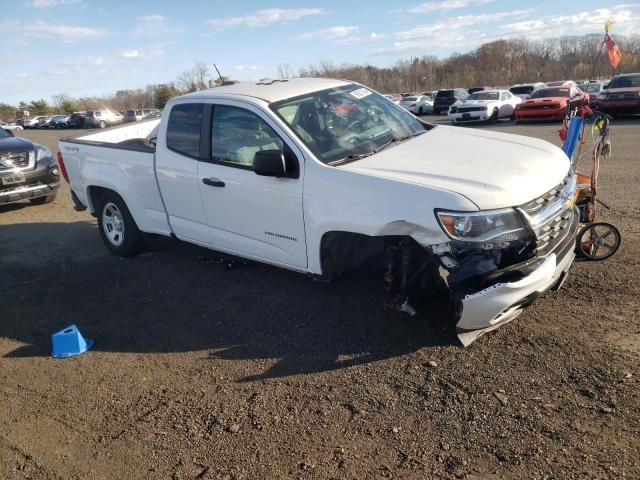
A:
[178,78,352,104]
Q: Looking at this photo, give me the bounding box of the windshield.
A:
[531,88,570,98]
[0,129,11,138]
[586,83,603,93]
[469,91,499,100]
[608,74,640,88]
[510,86,534,95]
[270,85,426,164]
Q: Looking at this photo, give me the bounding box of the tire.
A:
[96,191,144,257]
[29,192,57,205]
[490,108,499,123]
[98,121,107,129]
[510,111,516,121]
[433,109,440,115]
[417,106,423,115]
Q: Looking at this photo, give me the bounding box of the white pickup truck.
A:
[58,78,578,345]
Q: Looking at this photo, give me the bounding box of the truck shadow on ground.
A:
[0,221,457,381]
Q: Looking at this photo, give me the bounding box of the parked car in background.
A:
[509,83,547,101]
[448,89,521,124]
[85,110,123,129]
[0,128,59,206]
[583,80,609,107]
[123,109,155,123]
[0,122,24,131]
[594,72,640,116]
[515,86,588,123]
[69,112,86,128]
[399,94,433,115]
[142,110,162,119]
[22,116,47,129]
[433,88,468,114]
[545,80,577,87]
[46,115,70,128]
[420,92,435,101]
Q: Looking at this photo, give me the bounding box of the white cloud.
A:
[25,0,82,7]
[207,8,328,29]
[369,32,387,40]
[372,9,532,55]
[139,14,164,22]
[501,8,640,37]
[117,46,164,59]
[25,21,111,41]
[298,26,359,40]
[406,0,494,14]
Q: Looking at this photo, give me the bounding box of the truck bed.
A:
[58,119,171,236]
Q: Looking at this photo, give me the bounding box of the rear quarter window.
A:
[166,103,204,158]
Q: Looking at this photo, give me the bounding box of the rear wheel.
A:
[29,192,57,205]
[97,191,144,256]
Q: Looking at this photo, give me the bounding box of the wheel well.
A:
[319,231,386,281]
[87,186,114,215]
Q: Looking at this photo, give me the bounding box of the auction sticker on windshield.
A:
[350,88,372,99]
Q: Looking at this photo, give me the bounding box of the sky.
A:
[1,0,639,104]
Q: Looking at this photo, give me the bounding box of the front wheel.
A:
[417,106,423,115]
[433,109,440,115]
[97,191,144,256]
[98,121,107,129]
[490,108,499,123]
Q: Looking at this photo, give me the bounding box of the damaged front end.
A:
[384,174,579,346]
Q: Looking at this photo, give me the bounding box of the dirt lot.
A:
[1,118,639,480]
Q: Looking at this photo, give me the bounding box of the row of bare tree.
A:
[295,34,640,93]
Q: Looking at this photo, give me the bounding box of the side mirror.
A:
[253,149,286,177]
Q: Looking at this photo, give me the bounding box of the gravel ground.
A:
[1,118,639,480]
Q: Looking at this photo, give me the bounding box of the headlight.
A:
[36,147,51,161]
[436,208,527,242]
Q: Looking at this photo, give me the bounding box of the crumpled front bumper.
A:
[453,206,580,346]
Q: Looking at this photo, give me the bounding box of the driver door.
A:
[197,101,307,269]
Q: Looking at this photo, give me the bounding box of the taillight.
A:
[57,151,69,183]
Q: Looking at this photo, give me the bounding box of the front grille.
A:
[0,151,29,170]
[451,106,485,113]
[519,177,575,256]
[608,93,637,101]
[519,103,560,110]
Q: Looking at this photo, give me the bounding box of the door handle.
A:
[202,177,225,187]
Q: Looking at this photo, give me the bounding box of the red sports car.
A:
[515,86,589,123]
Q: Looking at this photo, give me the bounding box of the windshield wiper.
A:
[328,137,398,166]
[328,130,427,167]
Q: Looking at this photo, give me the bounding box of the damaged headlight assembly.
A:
[436,208,527,244]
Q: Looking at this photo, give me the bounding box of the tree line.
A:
[1,33,639,121]
[296,34,640,94]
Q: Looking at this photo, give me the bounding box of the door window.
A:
[211,106,283,169]
[166,103,204,158]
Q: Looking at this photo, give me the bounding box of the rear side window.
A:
[166,103,203,158]
[437,90,454,98]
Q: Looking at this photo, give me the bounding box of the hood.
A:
[521,96,566,105]
[341,126,569,210]
[0,136,35,153]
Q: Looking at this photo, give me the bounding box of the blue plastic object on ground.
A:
[51,324,93,358]
[562,116,584,161]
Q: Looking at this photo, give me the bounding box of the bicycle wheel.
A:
[576,222,621,261]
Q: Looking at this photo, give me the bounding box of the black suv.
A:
[0,128,60,206]
[433,88,469,114]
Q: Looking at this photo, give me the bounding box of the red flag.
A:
[606,34,622,69]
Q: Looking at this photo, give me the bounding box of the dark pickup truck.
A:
[0,128,60,206]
